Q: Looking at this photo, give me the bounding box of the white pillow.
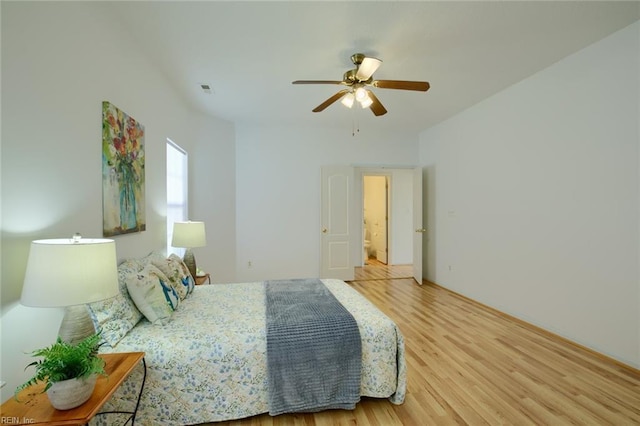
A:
[126,263,179,325]
[168,254,196,297]
[87,259,145,347]
[151,254,194,300]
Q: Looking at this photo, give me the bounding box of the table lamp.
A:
[171,221,206,278]
[20,235,119,344]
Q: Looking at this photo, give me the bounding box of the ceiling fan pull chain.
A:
[351,109,359,136]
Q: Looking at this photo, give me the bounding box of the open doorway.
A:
[356,168,417,281]
[363,175,389,265]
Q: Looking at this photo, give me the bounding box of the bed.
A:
[88,254,406,425]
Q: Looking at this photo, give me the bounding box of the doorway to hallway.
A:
[358,166,424,284]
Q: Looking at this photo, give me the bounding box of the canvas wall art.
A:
[102,101,146,236]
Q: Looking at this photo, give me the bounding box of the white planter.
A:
[46,375,97,410]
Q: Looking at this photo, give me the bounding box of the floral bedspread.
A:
[93,279,406,425]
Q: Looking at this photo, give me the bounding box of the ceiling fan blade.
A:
[355,57,382,81]
[292,80,343,85]
[372,80,430,91]
[312,89,350,112]
[367,91,387,116]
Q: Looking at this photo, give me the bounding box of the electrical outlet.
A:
[0,380,6,389]
[247,261,252,268]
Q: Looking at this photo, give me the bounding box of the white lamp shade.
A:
[355,87,368,102]
[21,238,119,307]
[360,93,374,109]
[341,92,355,108]
[172,221,206,248]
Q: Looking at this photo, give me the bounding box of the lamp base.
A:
[183,249,197,279]
[58,305,95,345]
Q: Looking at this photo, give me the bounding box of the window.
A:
[166,139,188,256]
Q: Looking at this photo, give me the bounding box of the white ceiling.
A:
[107,1,640,134]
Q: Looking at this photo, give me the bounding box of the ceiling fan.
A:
[292,53,430,116]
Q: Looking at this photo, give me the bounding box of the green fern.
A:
[15,333,106,399]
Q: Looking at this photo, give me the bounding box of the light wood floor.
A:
[210,271,640,425]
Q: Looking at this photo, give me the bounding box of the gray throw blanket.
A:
[264,279,362,415]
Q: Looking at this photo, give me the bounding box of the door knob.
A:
[415,228,427,233]
[322,228,328,233]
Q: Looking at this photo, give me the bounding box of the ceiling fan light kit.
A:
[341,92,355,108]
[359,93,373,109]
[355,87,368,101]
[292,53,430,117]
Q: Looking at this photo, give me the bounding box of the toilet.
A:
[363,240,371,263]
[363,227,371,264]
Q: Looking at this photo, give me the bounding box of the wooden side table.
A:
[194,273,211,285]
[1,352,146,426]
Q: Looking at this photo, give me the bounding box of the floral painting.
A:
[102,101,146,236]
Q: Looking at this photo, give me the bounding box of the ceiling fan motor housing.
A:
[344,69,357,83]
[351,53,366,65]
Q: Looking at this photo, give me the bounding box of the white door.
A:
[413,167,425,284]
[321,166,356,280]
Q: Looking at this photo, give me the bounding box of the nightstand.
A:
[1,352,146,426]
[194,273,211,285]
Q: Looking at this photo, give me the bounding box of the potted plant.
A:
[15,333,107,410]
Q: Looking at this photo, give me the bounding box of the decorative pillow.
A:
[150,254,194,300]
[140,250,168,269]
[169,254,196,297]
[126,263,179,325]
[87,259,145,347]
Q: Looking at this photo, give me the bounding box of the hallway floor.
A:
[353,258,413,281]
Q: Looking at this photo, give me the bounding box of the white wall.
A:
[637,21,640,371]
[0,2,235,401]
[235,124,419,281]
[190,113,237,283]
[419,21,640,366]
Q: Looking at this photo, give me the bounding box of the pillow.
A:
[168,254,196,297]
[150,254,194,300]
[126,263,179,325]
[87,259,145,347]
[140,250,167,269]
